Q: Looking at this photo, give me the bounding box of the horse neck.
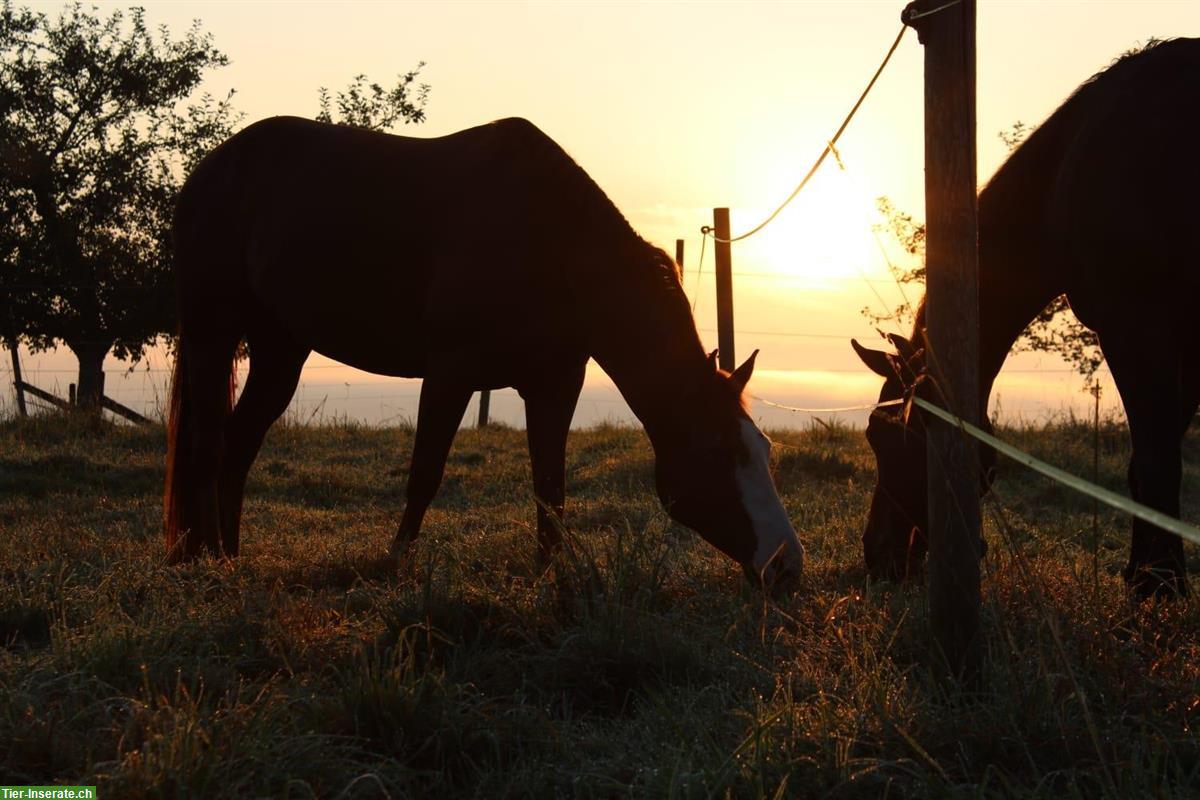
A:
[607,359,709,449]
[976,240,1061,403]
[586,254,707,445]
[913,131,1067,416]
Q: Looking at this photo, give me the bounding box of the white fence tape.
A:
[913,396,1200,547]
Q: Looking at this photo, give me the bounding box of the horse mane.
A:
[1065,37,1176,105]
[981,37,1187,210]
[501,118,686,291]
[908,38,1189,344]
[641,240,691,306]
[496,119,727,410]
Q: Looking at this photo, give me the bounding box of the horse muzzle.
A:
[744,544,804,596]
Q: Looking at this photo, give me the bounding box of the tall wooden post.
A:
[674,238,685,281]
[5,335,27,417]
[904,0,981,678]
[478,390,490,428]
[712,208,735,371]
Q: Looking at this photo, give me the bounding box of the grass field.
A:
[1,412,1197,798]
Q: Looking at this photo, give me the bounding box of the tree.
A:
[865,123,1105,387]
[315,66,429,131]
[0,2,238,409]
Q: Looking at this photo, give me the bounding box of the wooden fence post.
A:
[5,335,27,417]
[904,0,981,679]
[712,208,735,371]
[477,390,490,428]
[675,238,685,281]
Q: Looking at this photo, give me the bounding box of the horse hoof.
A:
[534,550,558,577]
[1126,566,1190,600]
[388,541,415,576]
[866,555,924,584]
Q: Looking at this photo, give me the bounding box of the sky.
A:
[9,1,1200,427]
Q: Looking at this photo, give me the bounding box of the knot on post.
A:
[902,0,964,43]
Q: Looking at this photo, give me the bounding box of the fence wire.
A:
[702,25,908,244]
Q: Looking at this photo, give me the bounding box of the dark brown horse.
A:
[853,38,1199,596]
[163,115,804,586]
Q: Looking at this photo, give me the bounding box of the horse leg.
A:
[217,328,309,556]
[520,360,586,567]
[1101,329,1189,597]
[1163,346,1200,583]
[390,377,474,562]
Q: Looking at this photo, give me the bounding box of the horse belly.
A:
[245,231,433,376]
[247,245,580,385]
[262,288,429,377]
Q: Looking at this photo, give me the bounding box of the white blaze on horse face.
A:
[735,418,804,580]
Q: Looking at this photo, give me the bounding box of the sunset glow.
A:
[8,1,1198,428]
[741,167,885,285]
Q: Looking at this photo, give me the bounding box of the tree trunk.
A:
[69,341,109,411]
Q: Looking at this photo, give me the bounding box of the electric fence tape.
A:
[750,394,903,414]
[912,395,1200,547]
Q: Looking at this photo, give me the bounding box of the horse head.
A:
[653,349,804,592]
[852,334,995,581]
[851,334,931,580]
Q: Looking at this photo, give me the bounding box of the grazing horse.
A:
[853,38,1199,597]
[163,115,804,587]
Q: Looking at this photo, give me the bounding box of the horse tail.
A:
[163,130,250,562]
[163,315,239,563]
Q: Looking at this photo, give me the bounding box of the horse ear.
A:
[730,349,759,391]
[852,339,894,378]
[707,349,719,370]
[886,333,914,360]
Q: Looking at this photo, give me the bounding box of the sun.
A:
[739,166,883,285]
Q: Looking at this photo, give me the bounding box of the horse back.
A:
[175,116,606,379]
[1047,39,1200,322]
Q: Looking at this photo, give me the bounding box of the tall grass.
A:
[0,412,1196,797]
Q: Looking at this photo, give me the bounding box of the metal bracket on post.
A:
[902,0,964,42]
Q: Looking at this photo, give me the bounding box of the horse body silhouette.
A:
[853,38,1200,595]
[164,115,803,585]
